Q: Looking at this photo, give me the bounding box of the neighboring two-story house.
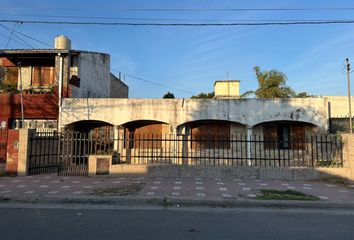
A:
[0,35,128,166]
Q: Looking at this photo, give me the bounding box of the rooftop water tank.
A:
[54,35,71,49]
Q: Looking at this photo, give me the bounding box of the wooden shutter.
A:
[191,121,230,149]
[264,124,277,149]
[291,125,305,150]
[32,67,41,86]
[42,67,54,85]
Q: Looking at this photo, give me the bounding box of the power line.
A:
[0,24,33,48]
[4,22,17,48]
[0,28,195,95]
[79,57,196,94]
[1,13,353,23]
[118,72,196,95]
[2,7,354,12]
[2,19,354,27]
[0,32,29,48]
[2,26,52,48]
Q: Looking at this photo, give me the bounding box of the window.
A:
[264,123,305,150]
[191,121,230,149]
[31,66,54,86]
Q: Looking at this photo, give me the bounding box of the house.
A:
[0,35,129,172]
[0,35,128,131]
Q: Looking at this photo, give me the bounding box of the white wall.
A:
[325,96,354,118]
[61,98,328,130]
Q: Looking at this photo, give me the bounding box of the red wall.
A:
[0,93,58,127]
[5,130,19,175]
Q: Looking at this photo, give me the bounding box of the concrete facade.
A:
[61,97,327,131]
[110,73,129,98]
[325,96,354,118]
[214,80,240,99]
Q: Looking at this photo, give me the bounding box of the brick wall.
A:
[5,130,19,175]
[0,93,58,123]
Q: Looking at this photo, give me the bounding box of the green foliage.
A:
[256,189,319,201]
[241,66,315,99]
[295,92,316,98]
[0,66,18,93]
[191,91,214,99]
[253,66,295,98]
[162,92,175,99]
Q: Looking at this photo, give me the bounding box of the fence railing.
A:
[114,134,343,167]
[28,131,343,173]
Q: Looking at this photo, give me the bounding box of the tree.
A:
[295,92,316,98]
[252,66,295,98]
[191,92,214,99]
[162,92,175,98]
[242,66,295,98]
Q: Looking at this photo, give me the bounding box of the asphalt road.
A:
[1,204,354,240]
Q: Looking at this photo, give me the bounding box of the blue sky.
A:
[1,0,354,98]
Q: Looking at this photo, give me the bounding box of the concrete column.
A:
[17,129,35,176]
[178,125,190,165]
[113,126,119,151]
[171,125,178,164]
[247,126,253,166]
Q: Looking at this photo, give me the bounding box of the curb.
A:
[2,195,354,210]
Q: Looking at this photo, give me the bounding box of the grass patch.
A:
[256,189,319,201]
[90,183,145,197]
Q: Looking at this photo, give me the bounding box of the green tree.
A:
[162,92,175,98]
[191,92,214,99]
[295,92,316,98]
[253,66,295,98]
[242,66,295,98]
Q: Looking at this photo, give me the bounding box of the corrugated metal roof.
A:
[0,49,109,56]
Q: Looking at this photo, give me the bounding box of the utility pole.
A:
[57,53,63,131]
[346,58,353,134]
[17,62,24,128]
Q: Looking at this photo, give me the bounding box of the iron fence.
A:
[28,131,60,175]
[115,134,343,167]
[28,131,343,176]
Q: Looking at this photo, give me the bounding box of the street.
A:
[1,204,354,240]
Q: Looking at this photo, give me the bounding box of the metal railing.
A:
[27,131,343,176]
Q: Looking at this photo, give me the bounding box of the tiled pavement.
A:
[1,174,354,204]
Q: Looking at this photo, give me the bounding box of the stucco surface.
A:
[61,98,327,129]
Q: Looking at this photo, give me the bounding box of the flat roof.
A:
[0,49,109,56]
[214,80,240,86]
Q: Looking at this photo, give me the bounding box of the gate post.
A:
[17,129,35,176]
[247,126,253,166]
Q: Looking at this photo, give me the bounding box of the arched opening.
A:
[180,120,247,149]
[65,120,115,155]
[65,120,114,138]
[253,120,319,150]
[121,120,170,149]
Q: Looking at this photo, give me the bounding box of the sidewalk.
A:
[1,174,354,208]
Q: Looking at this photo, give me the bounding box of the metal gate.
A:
[28,131,61,175]
[28,131,89,176]
[57,131,89,176]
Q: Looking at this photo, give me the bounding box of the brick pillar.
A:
[17,129,35,176]
[342,134,354,180]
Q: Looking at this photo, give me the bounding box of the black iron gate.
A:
[28,131,89,176]
[57,131,90,176]
[28,131,61,175]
